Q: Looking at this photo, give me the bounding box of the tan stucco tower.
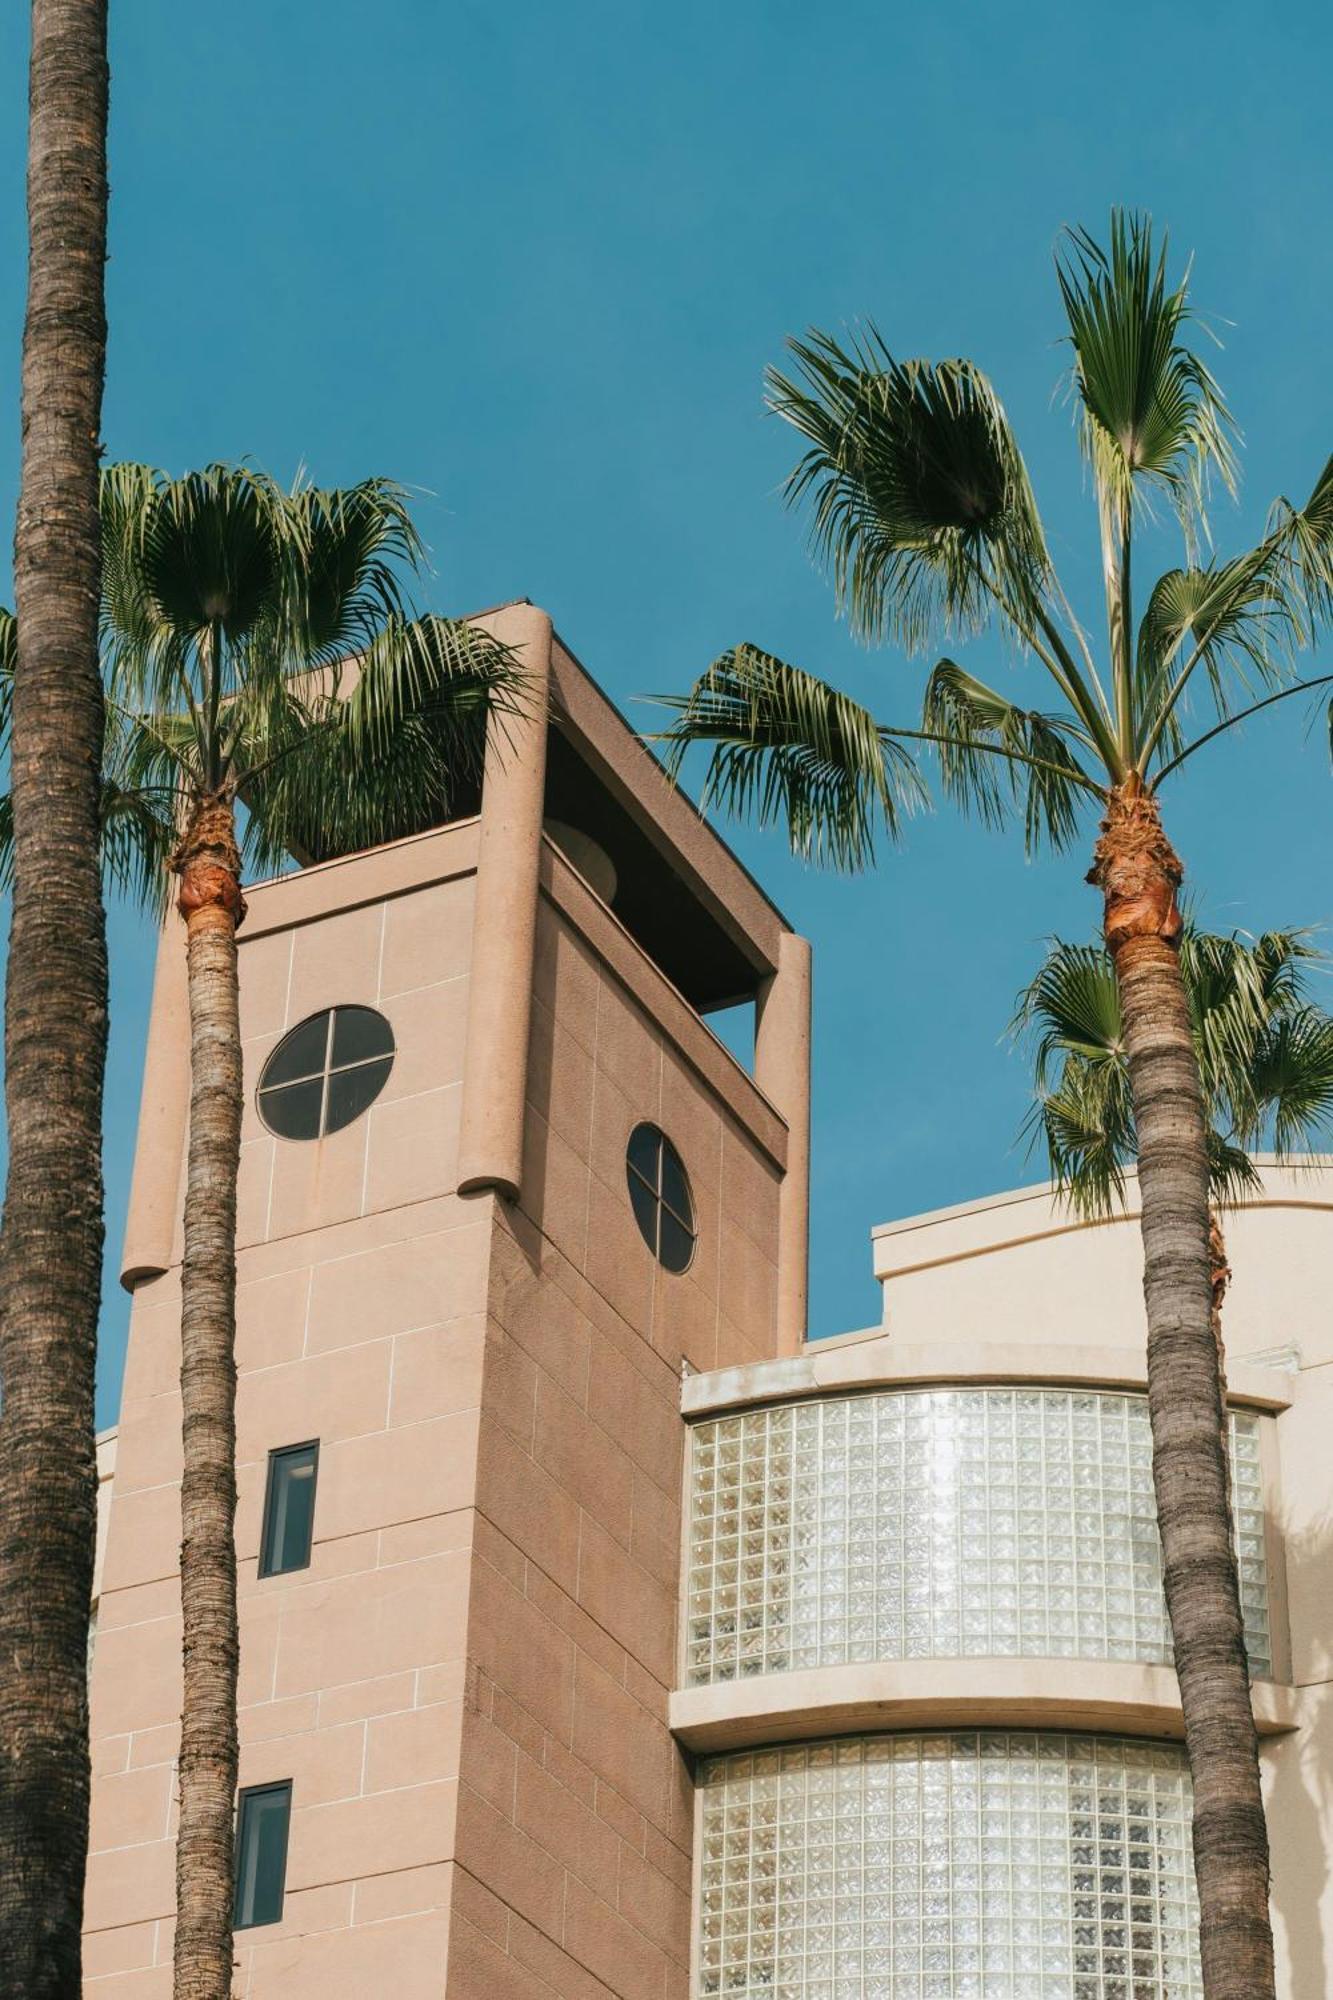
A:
[85,604,811,1996]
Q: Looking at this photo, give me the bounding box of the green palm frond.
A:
[655,643,928,870]
[768,328,1049,650]
[922,661,1100,852]
[1241,1008,1333,1156]
[281,476,422,665]
[4,467,523,908]
[1015,921,1333,1215]
[237,613,526,874]
[1056,210,1237,544]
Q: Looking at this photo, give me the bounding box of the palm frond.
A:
[236,614,525,874]
[654,642,928,870]
[281,476,423,665]
[922,660,1099,853]
[1240,1008,1333,1156]
[1056,210,1237,548]
[1015,920,1333,1217]
[1268,451,1333,629]
[1137,552,1297,747]
[768,328,1049,650]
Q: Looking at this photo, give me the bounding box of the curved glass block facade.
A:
[698,1732,1201,1999]
[686,1389,1271,1684]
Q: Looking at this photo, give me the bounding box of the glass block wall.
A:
[685,1389,1271,1685]
[697,1732,1201,1999]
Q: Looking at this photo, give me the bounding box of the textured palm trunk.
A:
[171,794,246,2000]
[1091,782,1273,2000]
[0,4,109,1994]
[1209,1210,1233,1517]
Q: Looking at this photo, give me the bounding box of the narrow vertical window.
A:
[233,1781,292,1930]
[258,1442,319,1579]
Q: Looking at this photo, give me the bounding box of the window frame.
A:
[257,1440,320,1581]
[256,1005,395,1143]
[233,1779,293,1931]
[625,1122,696,1273]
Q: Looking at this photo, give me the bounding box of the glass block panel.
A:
[697,1732,1202,1998]
[685,1390,1272,1684]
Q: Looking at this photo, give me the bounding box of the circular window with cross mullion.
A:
[626,1122,696,1273]
[257,1005,395,1140]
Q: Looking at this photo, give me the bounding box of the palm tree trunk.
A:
[0,4,109,1993]
[1209,1208,1233,1517]
[1091,781,1273,2000]
[171,794,246,2000]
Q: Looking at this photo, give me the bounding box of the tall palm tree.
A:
[659,214,1333,2000]
[5,463,522,2000]
[0,4,110,1994]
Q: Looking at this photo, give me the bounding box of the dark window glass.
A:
[260,1014,331,1088]
[259,1443,319,1578]
[258,1078,325,1143]
[659,1208,695,1275]
[257,1006,395,1141]
[625,1122,696,1273]
[326,1058,394,1133]
[331,1004,395,1068]
[626,1122,661,1186]
[234,1782,292,1929]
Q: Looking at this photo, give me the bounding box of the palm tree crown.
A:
[659,213,1333,856]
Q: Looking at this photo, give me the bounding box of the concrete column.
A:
[457,602,553,1200]
[754,929,812,1355]
[120,909,190,1287]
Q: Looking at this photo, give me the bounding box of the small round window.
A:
[626,1123,696,1273]
[258,1006,394,1141]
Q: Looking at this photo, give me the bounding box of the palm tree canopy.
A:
[0,465,526,907]
[1013,923,1333,1216]
[656,211,1333,857]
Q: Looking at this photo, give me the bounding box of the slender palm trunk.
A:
[172,794,246,2000]
[1091,782,1273,2000]
[0,5,109,1993]
[1209,1210,1233,1517]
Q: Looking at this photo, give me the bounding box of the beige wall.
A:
[87,839,492,1994]
[444,875,783,1999]
[87,747,791,1995]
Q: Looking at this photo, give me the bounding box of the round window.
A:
[625,1123,696,1273]
[257,1006,395,1141]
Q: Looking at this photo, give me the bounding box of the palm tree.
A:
[658,214,1333,2000]
[1015,922,1333,1416]
[0,4,110,1994]
[5,463,522,2000]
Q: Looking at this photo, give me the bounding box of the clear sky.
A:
[2,0,1331,1427]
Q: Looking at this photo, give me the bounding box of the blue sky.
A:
[2,0,1331,1426]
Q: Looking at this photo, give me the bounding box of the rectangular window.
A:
[233,1781,292,1930]
[258,1442,319,1579]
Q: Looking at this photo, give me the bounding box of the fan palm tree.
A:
[1016,921,1333,1402]
[658,214,1333,2000]
[0,5,110,1994]
[4,462,523,2000]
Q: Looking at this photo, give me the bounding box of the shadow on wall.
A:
[1265,1507,1333,1999]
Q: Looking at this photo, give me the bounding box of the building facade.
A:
[85,608,1332,1996]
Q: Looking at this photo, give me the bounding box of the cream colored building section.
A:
[678,1162,1333,2000]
